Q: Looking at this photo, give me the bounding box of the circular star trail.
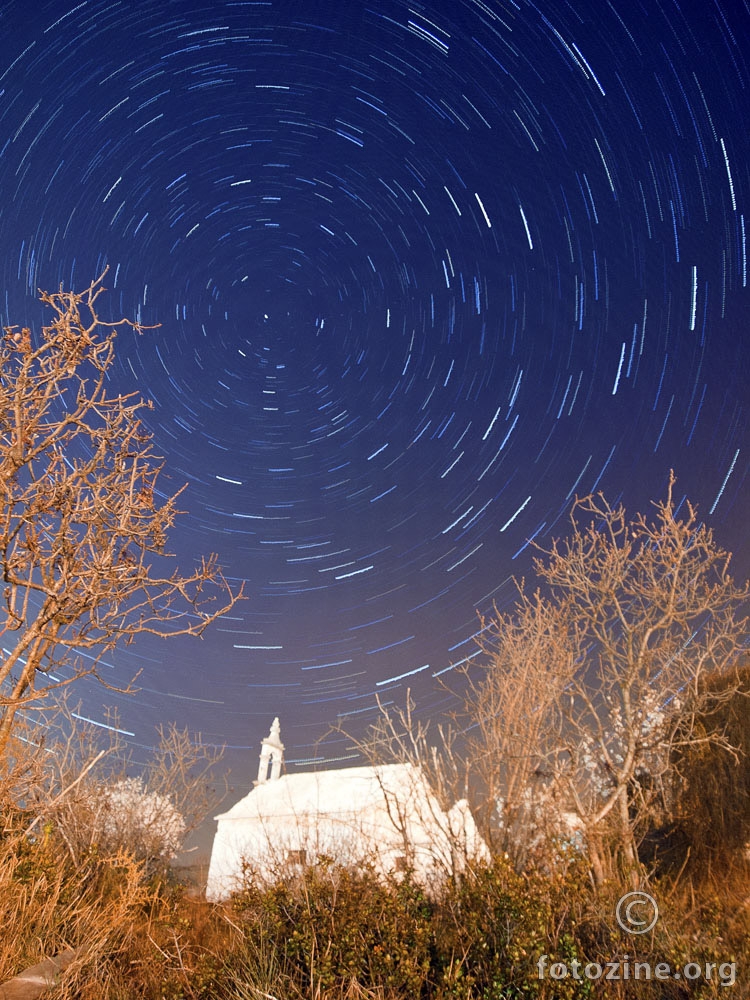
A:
[1,0,748,768]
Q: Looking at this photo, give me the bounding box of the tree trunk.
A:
[618,785,640,888]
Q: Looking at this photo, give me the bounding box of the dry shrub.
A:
[0,706,227,997]
[0,829,147,984]
[47,887,236,1000]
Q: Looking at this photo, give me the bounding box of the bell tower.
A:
[256,717,284,784]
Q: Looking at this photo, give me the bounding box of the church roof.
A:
[216,761,431,822]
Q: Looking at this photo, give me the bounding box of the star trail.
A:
[1,0,748,771]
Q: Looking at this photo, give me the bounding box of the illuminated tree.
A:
[0,274,241,749]
[462,594,581,868]
[467,475,748,884]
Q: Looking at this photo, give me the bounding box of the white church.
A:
[206,718,488,901]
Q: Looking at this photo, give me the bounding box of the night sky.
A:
[2,0,748,777]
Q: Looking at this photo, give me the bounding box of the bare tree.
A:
[8,699,225,872]
[344,694,488,881]
[362,693,464,814]
[0,274,242,749]
[462,594,579,868]
[470,474,749,885]
[51,723,225,871]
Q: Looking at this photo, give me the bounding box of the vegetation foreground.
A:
[0,824,747,999]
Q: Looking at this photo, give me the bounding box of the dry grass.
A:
[0,832,146,982]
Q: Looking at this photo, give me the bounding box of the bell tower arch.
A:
[256,717,284,784]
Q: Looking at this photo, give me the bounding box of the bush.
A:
[432,856,590,999]
[227,860,434,997]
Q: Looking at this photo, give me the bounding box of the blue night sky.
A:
[1,0,748,778]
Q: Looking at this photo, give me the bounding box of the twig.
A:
[24,748,109,837]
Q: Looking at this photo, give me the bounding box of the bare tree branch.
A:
[0,272,243,748]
